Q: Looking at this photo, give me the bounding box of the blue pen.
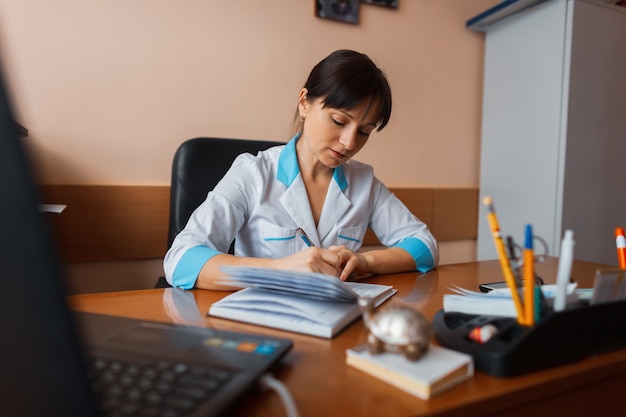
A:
[297,228,315,247]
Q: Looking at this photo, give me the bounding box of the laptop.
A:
[0,61,292,417]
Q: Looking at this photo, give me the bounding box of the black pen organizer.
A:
[432,300,626,377]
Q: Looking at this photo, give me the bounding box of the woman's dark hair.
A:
[298,50,392,132]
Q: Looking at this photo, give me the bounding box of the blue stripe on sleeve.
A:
[171,245,222,289]
[394,237,435,273]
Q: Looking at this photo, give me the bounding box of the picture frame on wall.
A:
[316,0,360,24]
[361,0,398,8]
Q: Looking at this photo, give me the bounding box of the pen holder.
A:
[432,300,626,377]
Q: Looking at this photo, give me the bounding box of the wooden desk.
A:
[68,259,626,417]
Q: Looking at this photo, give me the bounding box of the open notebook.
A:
[0,62,292,417]
[209,266,397,338]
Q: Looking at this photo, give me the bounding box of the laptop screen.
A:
[0,61,98,416]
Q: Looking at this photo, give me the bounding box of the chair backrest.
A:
[167,137,284,249]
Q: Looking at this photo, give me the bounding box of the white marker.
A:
[554,230,575,312]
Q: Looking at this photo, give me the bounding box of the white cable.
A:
[259,374,300,417]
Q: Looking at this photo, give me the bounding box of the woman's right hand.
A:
[272,247,344,277]
[197,247,349,290]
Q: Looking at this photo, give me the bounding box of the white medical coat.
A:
[164,136,439,289]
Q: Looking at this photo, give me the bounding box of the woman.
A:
[164,50,438,290]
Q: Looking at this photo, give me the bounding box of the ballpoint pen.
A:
[523,224,535,326]
[482,196,525,324]
[615,227,626,270]
[297,227,315,247]
[554,230,574,312]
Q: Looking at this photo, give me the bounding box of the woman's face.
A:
[298,90,380,169]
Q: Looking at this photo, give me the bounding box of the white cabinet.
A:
[473,0,626,265]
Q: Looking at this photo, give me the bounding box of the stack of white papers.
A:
[443,284,578,317]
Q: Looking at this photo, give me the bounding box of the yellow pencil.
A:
[483,196,525,324]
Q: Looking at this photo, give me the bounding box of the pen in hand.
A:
[298,228,354,279]
[297,227,315,247]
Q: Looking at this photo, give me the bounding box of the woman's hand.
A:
[328,245,370,281]
[199,245,405,291]
[198,247,349,290]
[271,247,344,277]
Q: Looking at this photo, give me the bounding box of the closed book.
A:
[346,344,473,399]
[208,266,396,338]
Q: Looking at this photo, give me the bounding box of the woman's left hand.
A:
[327,245,370,281]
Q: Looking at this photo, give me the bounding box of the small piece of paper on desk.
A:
[39,204,67,214]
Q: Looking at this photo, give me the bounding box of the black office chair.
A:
[155,137,285,288]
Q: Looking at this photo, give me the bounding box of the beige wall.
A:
[0,0,497,292]
[0,0,495,187]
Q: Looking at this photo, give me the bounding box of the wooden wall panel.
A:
[432,188,479,241]
[363,188,479,246]
[38,185,477,263]
[39,185,170,263]
[362,188,434,246]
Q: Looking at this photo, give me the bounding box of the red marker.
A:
[468,324,498,344]
[616,227,626,269]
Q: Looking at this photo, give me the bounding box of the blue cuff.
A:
[172,245,222,289]
[394,237,435,273]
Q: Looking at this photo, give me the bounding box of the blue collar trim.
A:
[277,132,347,191]
[277,134,300,186]
[333,164,347,191]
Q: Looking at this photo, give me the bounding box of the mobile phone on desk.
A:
[478,281,509,293]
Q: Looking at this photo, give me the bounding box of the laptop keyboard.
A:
[87,354,234,417]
